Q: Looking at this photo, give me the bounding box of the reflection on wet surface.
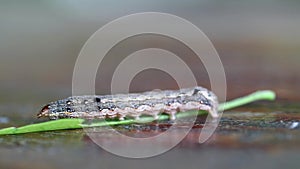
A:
[0,102,299,169]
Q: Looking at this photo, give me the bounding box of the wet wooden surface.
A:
[0,101,299,169]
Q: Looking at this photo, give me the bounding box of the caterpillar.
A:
[37,86,219,120]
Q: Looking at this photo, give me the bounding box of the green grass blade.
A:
[218,90,276,111]
[0,90,276,135]
[0,119,84,135]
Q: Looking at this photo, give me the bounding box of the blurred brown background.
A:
[0,1,300,169]
[0,1,299,106]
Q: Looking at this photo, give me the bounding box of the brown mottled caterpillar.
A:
[37,86,219,120]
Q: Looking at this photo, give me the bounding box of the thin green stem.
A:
[0,90,276,135]
[218,90,276,111]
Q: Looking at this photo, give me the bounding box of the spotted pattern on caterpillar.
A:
[37,86,219,120]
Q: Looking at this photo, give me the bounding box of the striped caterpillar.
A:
[37,86,219,120]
